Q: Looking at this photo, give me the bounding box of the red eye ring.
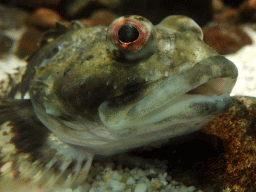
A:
[109,19,149,52]
[107,16,154,53]
[107,16,156,61]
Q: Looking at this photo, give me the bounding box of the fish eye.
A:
[118,23,139,43]
[107,15,156,61]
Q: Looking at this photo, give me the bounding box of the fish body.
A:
[0,15,238,190]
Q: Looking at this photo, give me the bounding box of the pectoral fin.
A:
[0,99,93,190]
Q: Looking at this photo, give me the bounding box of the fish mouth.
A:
[30,55,237,152]
[99,55,238,130]
[187,77,236,96]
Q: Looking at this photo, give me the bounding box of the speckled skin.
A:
[28,15,238,154]
[0,15,238,190]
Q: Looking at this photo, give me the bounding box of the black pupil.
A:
[118,23,139,43]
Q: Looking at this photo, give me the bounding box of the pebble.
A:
[126,177,136,186]
[170,180,179,186]
[134,183,148,192]
[106,180,125,191]
[25,8,62,29]
[103,172,112,182]
[203,22,252,55]
[187,186,197,192]
[112,171,122,181]
[17,28,42,58]
[80,10,117,26]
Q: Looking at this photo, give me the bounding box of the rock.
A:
[213,0,256,23]
[25,8,62,29]
[202,96,256,191]
[79,9,117,26]
[238,0,256,22]
[213,8,240,24]
[16,28,43,58]
[203,22,252,55]
[212,0,225,12]
[204,0,255,55]
[64,0,120,17]
[134,183,148,192]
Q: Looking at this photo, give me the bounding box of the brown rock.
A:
[65,0,120,17]
[214,8,240,24]
[239,0,256,11]
[79,10,117,26]
[212,0,225,12]
[17,28,43,58]
[213,0,256,24]
[25,8,62,29]
[202,96,256,191]
[238,0,256,22]
[90,9,117,26]
[203,22,252,55]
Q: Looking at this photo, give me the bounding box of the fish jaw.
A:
[28,15,237,155]
[99,55,237,130]
[30,54,237,155]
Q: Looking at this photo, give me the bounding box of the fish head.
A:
[29,15,238,154]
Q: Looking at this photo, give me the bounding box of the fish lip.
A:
[111,54,238,103]
[186,77,237,96]
[185,55,238,96]
[98,55,238,130]
[131,54,238,115]
[148,54,238,111]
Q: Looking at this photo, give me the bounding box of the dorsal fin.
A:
[55,21,70,30]
[71,20,86,29]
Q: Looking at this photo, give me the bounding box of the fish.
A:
[0,15,238,191]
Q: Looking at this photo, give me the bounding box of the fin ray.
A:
[0,99,94,190]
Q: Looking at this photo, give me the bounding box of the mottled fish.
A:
[0,15,238,191]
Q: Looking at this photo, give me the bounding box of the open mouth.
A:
[98,55,238,130]
[187,77,237,96]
